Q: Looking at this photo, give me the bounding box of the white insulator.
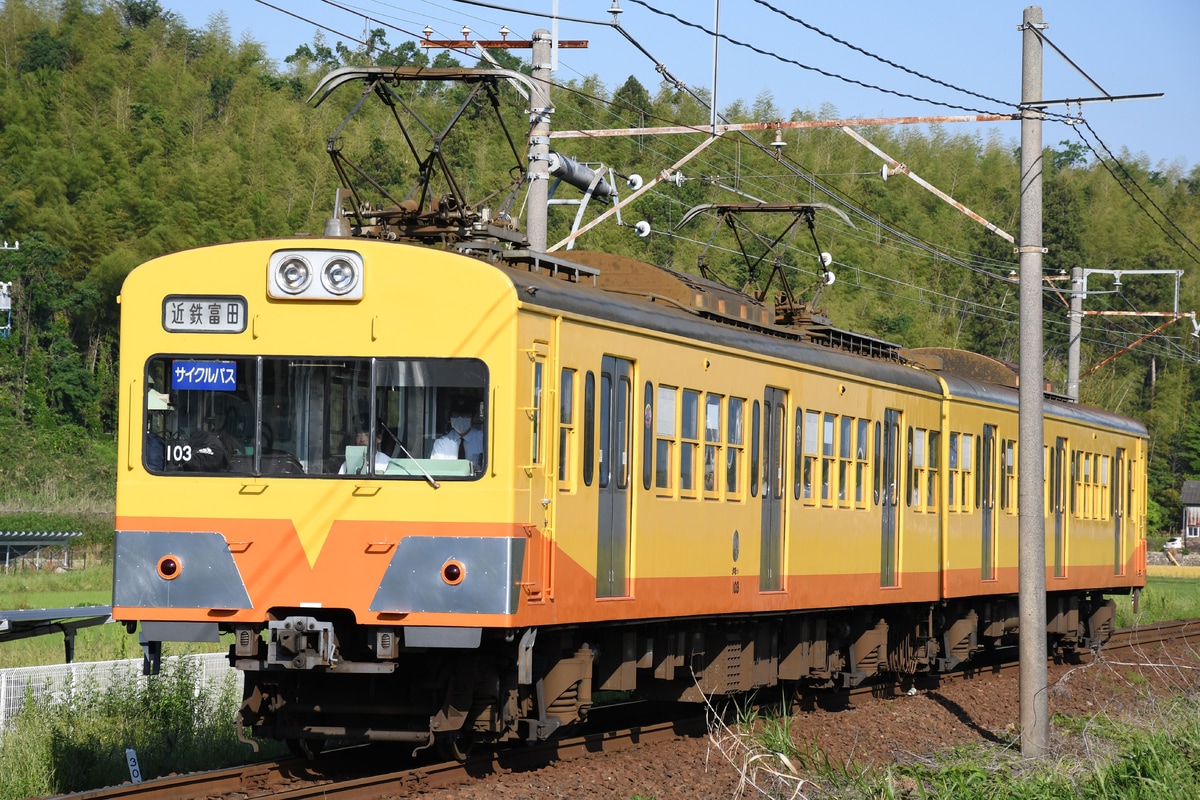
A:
[633,221,651,238]
[820,252,833,267]
[626,173,644,191]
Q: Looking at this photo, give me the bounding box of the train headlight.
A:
[275,256,313,294]
[321,256,359,295]
[268,250,364,301]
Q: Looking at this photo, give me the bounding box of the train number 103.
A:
[166,444,192,463]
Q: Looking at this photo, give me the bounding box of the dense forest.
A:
[1,0,1199,535]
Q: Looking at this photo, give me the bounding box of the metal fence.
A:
[0,652,240,732]
[1,541,108,574]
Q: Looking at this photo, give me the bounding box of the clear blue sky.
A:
[175,1,1197,172]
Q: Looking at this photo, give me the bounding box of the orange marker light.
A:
[157,555,181,580]
[441,560,465,586]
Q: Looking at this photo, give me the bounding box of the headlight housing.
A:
[268,250,363,300]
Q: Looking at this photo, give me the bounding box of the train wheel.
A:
[287,737,326,761]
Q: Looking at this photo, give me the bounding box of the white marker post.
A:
[125,749,143,783]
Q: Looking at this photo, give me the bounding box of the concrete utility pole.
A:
[527,29,553,251]
[1067,266,1084,399]
[1017,5,1049,759]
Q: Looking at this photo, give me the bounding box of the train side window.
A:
[616,375,632,489]
[839,416,853,506]
[927,430,940,508]
[948,432,959,509]
[531,359,543,465]
[583,371,596,486]
[1070,450,1081,517]
[821,413,835,505]
[704,394,722,498]
[599,373,612,489]
[1000,438,1017,512]
[1043,444,1050,511]
[1113,449,1125,523]
[750,400,761,498]
[655,385,676,491]
[872,420,881,505]
[856,418,870,508]
[727,397,745,497]
[975,430,983,510]
[907,427,923,509]
[557,368,575,486]
[803,411,818,505]
[1083,451,1091,518]
[771,400,787,501]
[1075,451,1104,521]
[680,389,700,496]
[907,429,916,510]
[642,381,653,490]
[1100,454,1111,520]
[960,434,975,510]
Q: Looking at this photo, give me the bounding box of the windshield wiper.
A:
[392,440,440,489]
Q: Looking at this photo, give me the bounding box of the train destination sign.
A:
[162,295,247,333]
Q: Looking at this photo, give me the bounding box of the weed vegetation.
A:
[1115,575,1200,628]
[0,657,284,799]
[718,695,1200,800]
[0,421,116,533]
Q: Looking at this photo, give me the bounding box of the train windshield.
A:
[143,356,488,480]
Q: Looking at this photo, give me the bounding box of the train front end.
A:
[113,238,558,753]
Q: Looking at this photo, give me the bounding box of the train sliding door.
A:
[1051,437,1068,578]
[880,409,900,587]
[760,387,786,591]
[596,356,633,598]
[980,424,997,580]
[1113,448,1126,575]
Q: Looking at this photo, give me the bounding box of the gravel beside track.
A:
[436,622,1200,799]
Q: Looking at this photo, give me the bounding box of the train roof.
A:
[490,247,945,397]
[478,246,1147,437]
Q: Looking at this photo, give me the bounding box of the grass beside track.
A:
[726,695,1200,800]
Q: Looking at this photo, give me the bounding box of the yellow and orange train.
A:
[113,235,1146,754]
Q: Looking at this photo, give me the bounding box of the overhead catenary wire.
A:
[1072,122,1200,266]
[624,0,1012,118]
[749,0,1018,111]
[254,0,1198,368]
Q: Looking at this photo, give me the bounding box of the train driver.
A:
[430,394,484,470]
[339,425,391,474]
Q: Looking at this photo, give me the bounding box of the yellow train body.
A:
[113,238,1146,748]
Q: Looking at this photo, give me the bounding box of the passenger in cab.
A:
[431,394,484,470]
[340,425,391,474]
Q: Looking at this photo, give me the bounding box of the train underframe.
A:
[232,591,1118,756]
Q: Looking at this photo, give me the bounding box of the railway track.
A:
[57,619,1200,800]
[61,715,707,800]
